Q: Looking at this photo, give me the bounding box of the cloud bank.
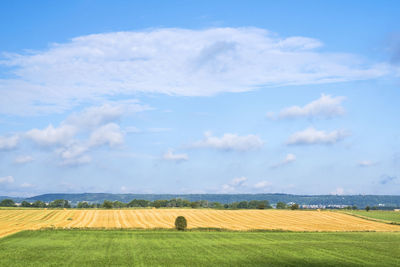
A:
[0,28,389,115]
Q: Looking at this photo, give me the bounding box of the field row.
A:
[1,209,399,238]
[1,230,400,266]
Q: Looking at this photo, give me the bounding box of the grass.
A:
[0,230,399,266]
[340,210,400,224]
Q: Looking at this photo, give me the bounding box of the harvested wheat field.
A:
[0,209,399,238]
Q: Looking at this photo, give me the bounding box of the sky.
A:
[0,0,399,197]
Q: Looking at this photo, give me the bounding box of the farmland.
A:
[340,210,400,224]
[1,230,399,266]
[1,209,399,238]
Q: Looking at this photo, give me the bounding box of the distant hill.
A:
[23,193,400,208]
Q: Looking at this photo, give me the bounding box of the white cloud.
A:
[231,177,248,186]
[22,103,139,165]
[221,177,248,193]
[270,153,296,168]
[163,149,188,162]
[0,135,19,150]
[0,28,389,115]
[193,132,264,151]
[25,124,77,146]
[253,180,271,189]
[58,144,88,160]
[88,123,124,147]
[0,176,14,184]
[272,94,346,119]
[60,154,92,166]
[66,100,150,129]
[56,143,91,166]
[14,155,34,164]
[287,127,348,145]
[358,160,377,167]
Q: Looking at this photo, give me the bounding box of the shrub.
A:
[290,203,299,210]
[175,216,187,231]
[365,206,370,212]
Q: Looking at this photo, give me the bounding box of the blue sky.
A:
[0,0,399,196]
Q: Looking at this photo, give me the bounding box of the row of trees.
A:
[1,198,371,210]
[0,199,71,208]
[87,199,274,209]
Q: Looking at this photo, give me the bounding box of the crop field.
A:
[1,230,399,266]
[340,210,400,224]
[1,209,399,238]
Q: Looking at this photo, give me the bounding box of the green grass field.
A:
[342,210,400,224]
[1,230,399,266]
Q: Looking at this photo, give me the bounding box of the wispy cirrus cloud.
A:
[379,175,397,185]
[270,154,296,169]
[0,28,389,115]
[358,160,377,167]
[14,155,34,164]
[0,176,14,184]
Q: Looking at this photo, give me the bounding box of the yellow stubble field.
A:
[1,209,399,238]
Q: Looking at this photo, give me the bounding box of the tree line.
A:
[1,198,373,210]
[0,198,278,209]
[0,199,71,208]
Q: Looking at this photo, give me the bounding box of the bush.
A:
[290,203,299,210]
[365,206,370,212]
[175,216,187,231]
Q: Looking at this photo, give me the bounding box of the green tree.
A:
[0,199,15,207]
[290,203,299,210]
[128,199,150,207]
[113,201,126,208]
[257,203,266,209]
[190,201,200,208]
[175,216,187,231]
[21,201,31,207]
[31,200,47,208]
[237,201,249,209]
[102,200,113,209]
[276,202,287,209]
[49,199,70,208]
[77,202,90,209]
[365,206,370,212]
